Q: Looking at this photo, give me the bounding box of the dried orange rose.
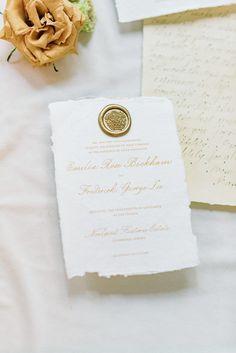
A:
[0,0,85,66]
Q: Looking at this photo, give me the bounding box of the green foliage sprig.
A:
[69,0,96,33]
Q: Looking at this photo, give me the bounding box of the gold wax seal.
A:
[98,104,132,137]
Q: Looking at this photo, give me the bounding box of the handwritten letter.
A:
[143,6,236,205]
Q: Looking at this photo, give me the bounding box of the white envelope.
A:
[115,0,236,22]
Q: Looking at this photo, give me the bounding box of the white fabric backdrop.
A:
[0,1,235,352]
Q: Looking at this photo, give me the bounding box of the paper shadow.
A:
[146,5,236,25]
[191,202,236,213]
[68,268,197,297]
[118,21,143,34]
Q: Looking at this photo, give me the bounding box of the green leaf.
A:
[69,0,96,33]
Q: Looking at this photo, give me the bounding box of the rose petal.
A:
[25,0,48,28]
[26,27,54,49]
[1,0,30,37]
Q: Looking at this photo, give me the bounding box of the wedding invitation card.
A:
[115,0,236,22]
[50,97,198,278]
[143,6,236,206]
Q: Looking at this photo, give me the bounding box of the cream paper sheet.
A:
[142,6,236,206]
[115,0,236,22]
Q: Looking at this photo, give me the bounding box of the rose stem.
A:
[7,48,16,63]
[53,63,59,72]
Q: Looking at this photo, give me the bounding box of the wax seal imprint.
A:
[98,104,132,137]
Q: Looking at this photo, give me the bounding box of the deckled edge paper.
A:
[115,0,236,22]
[49,97,199,278]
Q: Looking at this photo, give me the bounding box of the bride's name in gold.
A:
[67,156,172,172]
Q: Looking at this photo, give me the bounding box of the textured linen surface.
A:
[0,1,235,353]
